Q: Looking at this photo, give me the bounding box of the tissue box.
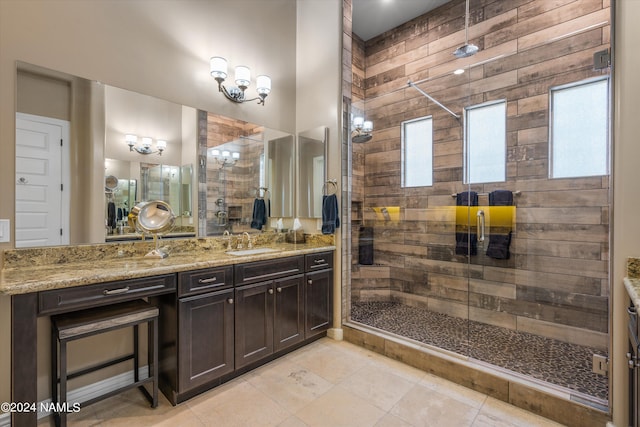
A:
[285,230,305,243]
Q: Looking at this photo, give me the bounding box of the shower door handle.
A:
[476,210,485,242]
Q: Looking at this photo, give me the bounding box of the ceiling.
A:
[352,0,452,41]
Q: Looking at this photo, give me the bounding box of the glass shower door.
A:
[462,54,610,406]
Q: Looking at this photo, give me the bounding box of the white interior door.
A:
[15,113,70,248]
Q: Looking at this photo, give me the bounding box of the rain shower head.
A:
[453,43,479,58]
[454,0,479,59]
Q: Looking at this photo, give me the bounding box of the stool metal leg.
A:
[150,317,158,408]
[59,339,68,427]
[51,323,59,427]
[133,324,139,383]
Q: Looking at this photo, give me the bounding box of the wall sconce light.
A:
[209,148,240,168]
[210,56,271,106]
[126,134,166,155]
[351,116,373,143]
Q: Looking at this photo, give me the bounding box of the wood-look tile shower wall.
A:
[350,0,611,349]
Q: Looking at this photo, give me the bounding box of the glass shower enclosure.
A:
[348,24,611,408]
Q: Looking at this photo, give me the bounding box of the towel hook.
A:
[255,186,269,199]
[323,179,338,196]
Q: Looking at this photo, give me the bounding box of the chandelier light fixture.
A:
[210,56,271,106]
[125,134,166,155]
[351,116,373,143]
[209,148,240,168]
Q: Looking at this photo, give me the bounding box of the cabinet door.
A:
[178,288,234,391]
[235,281,274,369]
[274,274,304,352]
[305,269,333,338]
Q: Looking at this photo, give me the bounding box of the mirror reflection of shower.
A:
[207,133,264,232]
[208,147,239,227]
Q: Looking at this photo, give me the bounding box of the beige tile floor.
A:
[40,338,565,427]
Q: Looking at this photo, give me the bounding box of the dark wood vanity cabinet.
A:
[305,252,333,338]
[178,288,234,391]
[234,280,275,368]
[234,256,305,369]
[159,251,332,405]
[159,266,234,404]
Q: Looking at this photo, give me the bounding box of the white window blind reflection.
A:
[402,116,433,187]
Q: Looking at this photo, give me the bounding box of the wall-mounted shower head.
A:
[352,133,372,143]
[454,0,479,59]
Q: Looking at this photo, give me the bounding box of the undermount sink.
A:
[226,247,280,256]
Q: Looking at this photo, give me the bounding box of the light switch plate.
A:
[0,219,10,243]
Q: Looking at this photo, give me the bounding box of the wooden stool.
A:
[50,299,159,427]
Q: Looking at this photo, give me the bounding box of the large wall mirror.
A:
[14,61,295,247]
[103,84,196,240]
[267,133,295,218]
[297,126,328,218]
[200,113,293,235]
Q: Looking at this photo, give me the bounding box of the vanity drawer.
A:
[39,274,176,315]
[178,266,233,297]
[305,252,333,272]
[234,256,304,285]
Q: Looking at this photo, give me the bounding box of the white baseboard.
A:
[0,366,148,426]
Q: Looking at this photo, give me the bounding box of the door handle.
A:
[476,210,485,242]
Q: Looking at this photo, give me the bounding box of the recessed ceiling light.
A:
[453,69,465,75]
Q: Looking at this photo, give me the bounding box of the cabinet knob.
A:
[227,298,234,304]
[307,279,313,285]
[276,287,282,293]
[268,288,274,294]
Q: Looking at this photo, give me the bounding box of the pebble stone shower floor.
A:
[350,301,609,402]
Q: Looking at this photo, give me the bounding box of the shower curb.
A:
[342,323,610,427]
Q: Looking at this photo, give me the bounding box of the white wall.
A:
[612,1,640,425]
[296,0,343,332]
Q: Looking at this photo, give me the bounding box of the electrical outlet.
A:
[592,354,608,376]
[0,219,10,243]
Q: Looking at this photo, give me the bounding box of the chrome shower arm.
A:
[407,80,461,120]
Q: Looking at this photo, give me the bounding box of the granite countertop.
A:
[0,236,335,296]
[625,257,640,308]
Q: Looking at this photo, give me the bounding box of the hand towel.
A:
[455,191,478,256]
[107,201,117,229]
[250,198,267,230]
[486,190,513,259]
[321,194,340,234]
[358,226,374,265]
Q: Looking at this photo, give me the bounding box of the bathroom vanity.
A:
[1,238,334,426]
[158,251,333,404]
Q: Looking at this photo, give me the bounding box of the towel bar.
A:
[450,190,521,198]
